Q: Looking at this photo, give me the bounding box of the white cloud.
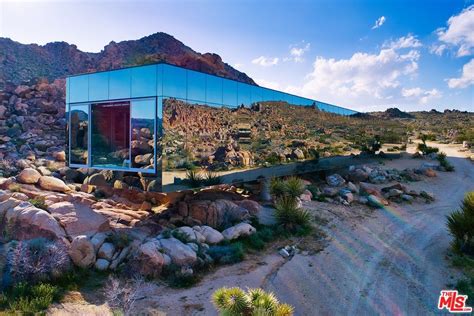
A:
[294,36,421,106]
[288,42,311,62]
[233,63,244,69]
[447,58,474,89]
[372,16,386,29]
[251,56,279,67]
[384,34,422,49]
[255,78,280,90]
[436,5,474,57]
[401,87,442,104]
[429,44,447,56]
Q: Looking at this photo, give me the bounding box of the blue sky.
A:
[1,0,473,112]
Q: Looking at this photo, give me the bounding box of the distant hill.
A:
[0,32,255,85]
[369,107,415,119]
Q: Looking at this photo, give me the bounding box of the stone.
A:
[5,200,66,241]
[135,241,165,277]
[388,189,403,197]
[186,242,199,252]
[359,182,382,197]
[348,169,369,183]
[367,195,389,208]
[157,237,197,266]
[323,187,339,197]
[423,168,437,177]
[401,194,414,202]
[221,223,257,241]
[90,232,108,252]
[17,168,41,184]
[193,225,224,244]
[234,199,261,216]
[38,176,70,192]
[358,196,369,205]
[347,182,359,194]
[293,148,305,160]
[279,248,290,258]
[48,202,110,237]
[176,226,206,243]
[53,151,66,162]
[299,189,313,202]
[11,192,29,201]
[340,191,354,203]
[69,235,96,268]
[37,166,52,176]
[187,199,250,229]
[97,242,115,261]
[94,258,110,271]
[326,174,345,187]
[87,173,108,187]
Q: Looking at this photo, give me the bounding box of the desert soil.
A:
[48,143,474,315]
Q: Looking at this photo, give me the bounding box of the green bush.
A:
[208,243,245,264]
[185,169,204,187]
[28,196,47,210]
[211,287,293,316]
[1,282,59,314]
[203,170,222,186]
[270,178,287,199]
[447,192,474,255]
[437,152,455,172]
[270,177,305,200]
[274,196,312,232]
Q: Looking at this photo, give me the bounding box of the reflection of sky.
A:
[132,99,155,119]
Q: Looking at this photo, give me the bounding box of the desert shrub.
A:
[28,196,47,210]
[203,170,222,186]
[211,287,294,316]
[6,238,72,285]
[359,135,382,155]
[447,192,474,255]
[185,169,204,187]
[1,282,59,314]
[437,152,455,172]
[208,243,245,264]
[274,196,311,232]
[103,276,150,315]
[417,142,439,155]
[270,177,305,200]
[106,231,132,249]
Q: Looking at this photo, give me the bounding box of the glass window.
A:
[66,78,70,103]
[187,70,206,102]
[237,83,251,106]
[69,104,89,165]
[163,65,186,99]
[109,69,131,100]
[206,75,223,105]
[251,86,262,104]
[131,99,156,170]
[69,75,89,103]
[88,72,109,101]
[262,88,275,102]
[91,101,130,168]
[132,65,157,98]
[223,79,238,107]
[156,64,163,96]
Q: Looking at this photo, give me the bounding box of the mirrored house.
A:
[66,63,384,192]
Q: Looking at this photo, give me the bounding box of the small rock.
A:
[388,189,403,197]
[221,223,256,241]
[326,174,345,187]
[69,235,96,268]
[97,242,115,261]
[401,194,414,202]
[347,182,359,194]
[279,248,290,258]
[94,258,109,271]
[39,176,70,192]
[17,168,41,184]
[194,225,224,244]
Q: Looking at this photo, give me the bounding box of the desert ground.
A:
[47,142,474,315]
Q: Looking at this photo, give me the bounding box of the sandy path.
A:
[265,143,474,315]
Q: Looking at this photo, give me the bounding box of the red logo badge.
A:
[438,290,472,313]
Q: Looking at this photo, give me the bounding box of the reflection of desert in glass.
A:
[162,98,407,190]
[70,106,89,164]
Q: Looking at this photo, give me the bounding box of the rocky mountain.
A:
[0,32,255,85]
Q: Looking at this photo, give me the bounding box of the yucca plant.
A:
[274,196,311,231]
[447,192,474,255]
[185,169,204,187]
[211,287,294,316]
[284,177,306,200]
[204,170,222,186]
[270,178,287,199]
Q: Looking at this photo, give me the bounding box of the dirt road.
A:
[265,143,474,315]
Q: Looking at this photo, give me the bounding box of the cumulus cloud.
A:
[251,56,279,67]
[401,87,442,104]
[255,78,281,90]
[429,44,447,56]
[372,16,386,29]
[384,34,422,49]
[288,42,311,63]
[295,36,421,105]
[447,58,474,88]
[436,5,474,57]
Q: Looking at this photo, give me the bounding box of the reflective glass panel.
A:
[109,69,131,100]
[132,65,157,98]
[163,65,186,99]
[131,99,155,170]
[206,75,223,104]
[91,101,130,168]
[69,75,88,103]
[88,72,109,101]
[187,70,206,102]
[237,83,251,106]
[251,86,262,103]
[222,79,238,107]
[70,104,89,165]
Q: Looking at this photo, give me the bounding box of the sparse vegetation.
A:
[28,196,48,210]
[437,152,455,172]
[0,282,59,314]
[447,192,474,255]
[270,177,305,200]
[211,287,294,316]
[417,134,439,155]
[274,196,312,233]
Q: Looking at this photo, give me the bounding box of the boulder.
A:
[90,232,108,252]
[134,241,166,277]
[157,237,197,266]
[176,226,206,243]
[69,235,96,268]
[39,176,70,192]
[326,174,346,187]
[48,202,110,237]
[97,242,115,261]
[401,194,414,202]
[348,169,369,183]
[299,189,313,202]
[5,200,66,241]
[234,199,261,216]
[359,182,382,197]
[187,199,250,229]
[347,182,359,194]
[221,223,256,241]
[323,187,339,197]
[17,168,41,184]
[87,173,108,187]
[388,189,403,198]
[193,225,224,244]
[94,258,110,271]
